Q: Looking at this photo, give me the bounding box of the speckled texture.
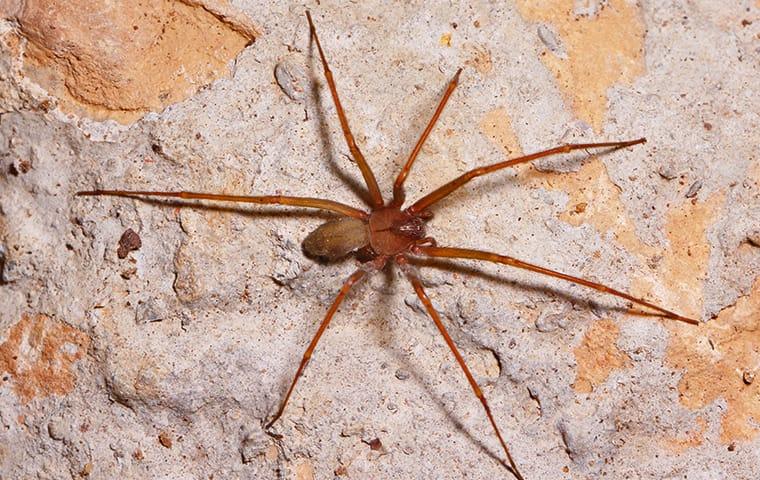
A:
[1,1,759,479]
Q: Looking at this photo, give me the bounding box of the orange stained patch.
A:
[479,108,523,158]
[520,155,725,319]
[479,106,655,262]
[663,416,708,454]
[464,43,493,75]
[544,158,657,257]
[572,319,632,393]
[667,276,760,443]
[0,313,90,403]
[627,191,725,320]
[5,0,257,123]
[654,192,726,318]
[514,0,646,131]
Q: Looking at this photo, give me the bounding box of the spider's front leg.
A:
[306,11,384,208]
[408,139,646,214]
[391,68,462,207]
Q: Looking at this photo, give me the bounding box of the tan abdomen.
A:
[302,217,370,261]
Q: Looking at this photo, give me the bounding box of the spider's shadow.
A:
[365,265,511,470]
[123,197,336,221]
[408,256,659,318]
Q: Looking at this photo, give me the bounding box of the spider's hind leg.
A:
[265,268,366,430]
[405,271,525,480]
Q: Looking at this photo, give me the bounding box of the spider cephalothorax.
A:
[77,11,699,480]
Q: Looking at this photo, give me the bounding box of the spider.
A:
[77,11,699,480]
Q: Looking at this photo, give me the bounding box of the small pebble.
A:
[685,180,702,198]
[117,229,142,259]
[47,420,67,441]
[657,162,680,180]
[158,431,173,448]
[395,369,410,381]
[537,24,566,58]
[746,230,760,247]
[274,61,306,102]
[365,437,382,451]
[743,370,754,385]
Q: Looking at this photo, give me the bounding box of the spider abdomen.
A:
[302,216,370,261]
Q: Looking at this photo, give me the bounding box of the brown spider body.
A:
[76,11,701,480]
[303,206,427,262]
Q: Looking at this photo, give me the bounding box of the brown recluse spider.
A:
[77,11,699,480]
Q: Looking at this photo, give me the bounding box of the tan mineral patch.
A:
[514,0,646,131]
[627,191,726,320]
[572,319,631,393]
[0,313,90,403]
[663,416,708,454]
[1,0,257,123]
[667,276,760,443]
[523,157,724,319]
[295,460,316,480]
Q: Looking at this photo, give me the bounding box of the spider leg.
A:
[265,268,366,430]
[391,68,462,206]
[407,272,525,480]
[408,138,646,214]
[76,190,368,219]
[416,245,699,325]
[305,11,384,208]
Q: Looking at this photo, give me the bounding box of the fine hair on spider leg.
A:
[76,10,700,480]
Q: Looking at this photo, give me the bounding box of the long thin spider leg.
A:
[265,268,366,430]
[76,189,368,219]
[391,68,462,206]
[305,11,384,208]
[408,138,646,214]
[407,273,524,480]
[417,245,699,325]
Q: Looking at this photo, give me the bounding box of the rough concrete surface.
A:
[1,1,759,479]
